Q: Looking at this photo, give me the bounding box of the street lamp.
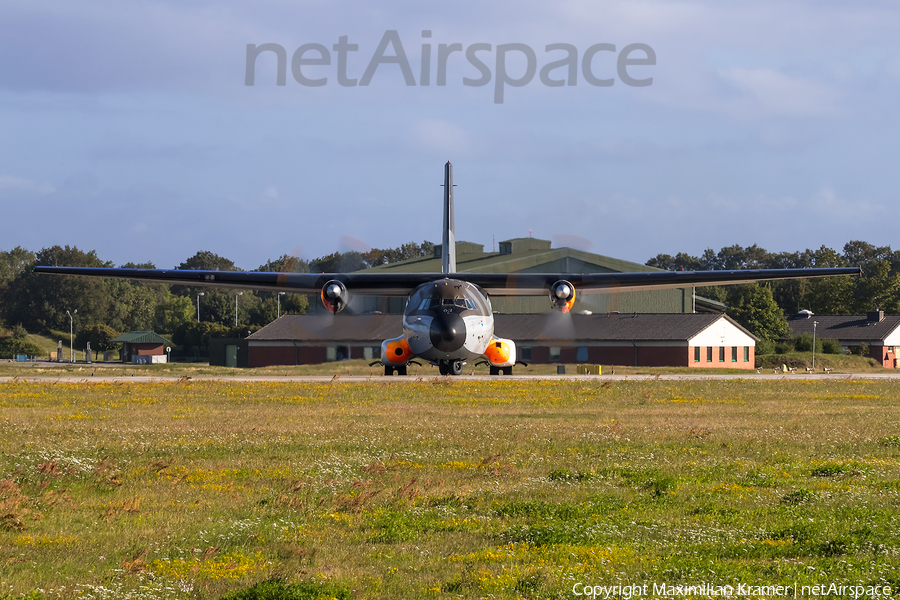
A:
[235,292,243,327]
[66,309,77,362]
[277,291,286,319]
[812,320,818,371]
[196,292,205,322]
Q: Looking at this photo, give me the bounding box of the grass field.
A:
[2,379,900,599]
[0,351,887,379]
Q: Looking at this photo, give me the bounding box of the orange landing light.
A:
[385,338,413,364]
[484,338,511,365]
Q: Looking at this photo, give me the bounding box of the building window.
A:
[744,346,750,362]
[694,347,700,362]
[719,346,725,362]
[520,346,532,362]
[549,347,561,362]
[706,347,712,362]
[576,346,588,362]
[731,346,737,362]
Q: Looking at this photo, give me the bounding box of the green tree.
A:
[2,246,113,333]
[75,323,120,358]
[252,255,311,324]
[851,260,900,314]
[645,252,703,271]
[172,251,261,326]
[0,247,35,286]
[0,324,44,358]
[172,321,229,353]
[726,284,790,341]
[153,292,195,333]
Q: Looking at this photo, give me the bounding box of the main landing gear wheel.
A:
[384,365,407,376]
[438,360,464,376]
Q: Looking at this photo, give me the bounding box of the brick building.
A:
[787,311,900,368]
[239,313,757,370]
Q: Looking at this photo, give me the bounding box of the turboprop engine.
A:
[549,280,576,313]
[320,280,349,313]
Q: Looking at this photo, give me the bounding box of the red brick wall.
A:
[132,343,164,356]
[585,346,687,367]
[688,346,755,370]
[638,346,689,367]
[870,346,897,368]
[249,345,327,367]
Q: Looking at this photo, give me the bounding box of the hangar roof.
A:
[109,331,171,344]
[362,239,662,275]
[787,314,900,343]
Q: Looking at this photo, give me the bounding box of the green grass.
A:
[18,332,89,362]
[0,355,878,378]
[2,379,900,599]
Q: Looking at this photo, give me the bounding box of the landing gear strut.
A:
[438,360,464,376]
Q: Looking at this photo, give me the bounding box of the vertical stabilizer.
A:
[442,161,456,274]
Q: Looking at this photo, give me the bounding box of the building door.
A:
[226,345,238,368]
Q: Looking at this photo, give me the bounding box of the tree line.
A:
[0,239,893,352]
[647,240,900,341]
[0,242,435,353]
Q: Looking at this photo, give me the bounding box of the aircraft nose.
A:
[429,312,466,352]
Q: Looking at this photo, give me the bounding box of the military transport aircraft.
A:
[35,162,861,376]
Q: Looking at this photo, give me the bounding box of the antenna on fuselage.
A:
[441,161,456,274]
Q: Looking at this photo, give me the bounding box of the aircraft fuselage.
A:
[402,279,494,362]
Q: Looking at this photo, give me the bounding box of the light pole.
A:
[196,292,204,322]
[66,309,77,362]
[812,320,818,371]
[235,292,243,327]
[277,291,285,319]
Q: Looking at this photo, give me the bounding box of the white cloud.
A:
[409,119,470,155]
[0,175,55,195]
[718,68,843,118]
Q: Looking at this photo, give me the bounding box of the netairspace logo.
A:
[245,30,656,104]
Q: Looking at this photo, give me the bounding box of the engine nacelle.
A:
[484,336,516,368]
[320,280,349,313]
[381,334,413,366]
[549,280,576,313]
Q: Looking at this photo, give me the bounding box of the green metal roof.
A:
[109,331,172,344]
[362,241,664,275]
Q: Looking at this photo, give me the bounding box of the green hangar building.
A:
[215,237,730,369]
[344,237,713,315]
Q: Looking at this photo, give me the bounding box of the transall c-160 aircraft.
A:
[35,162,861,376]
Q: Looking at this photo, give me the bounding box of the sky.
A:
[1,0,899,270]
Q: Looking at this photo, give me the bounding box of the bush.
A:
[756,339,775,355]
[821,339,843,354]
[851,342,870,356]
[774,339,794,354]
[0,335,44,359]
[794,333,816,352]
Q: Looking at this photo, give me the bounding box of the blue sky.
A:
[1,0,898,269]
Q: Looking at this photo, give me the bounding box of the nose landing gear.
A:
[438,359,464,376]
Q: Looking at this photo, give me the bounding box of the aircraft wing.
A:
[33,265,861,296]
